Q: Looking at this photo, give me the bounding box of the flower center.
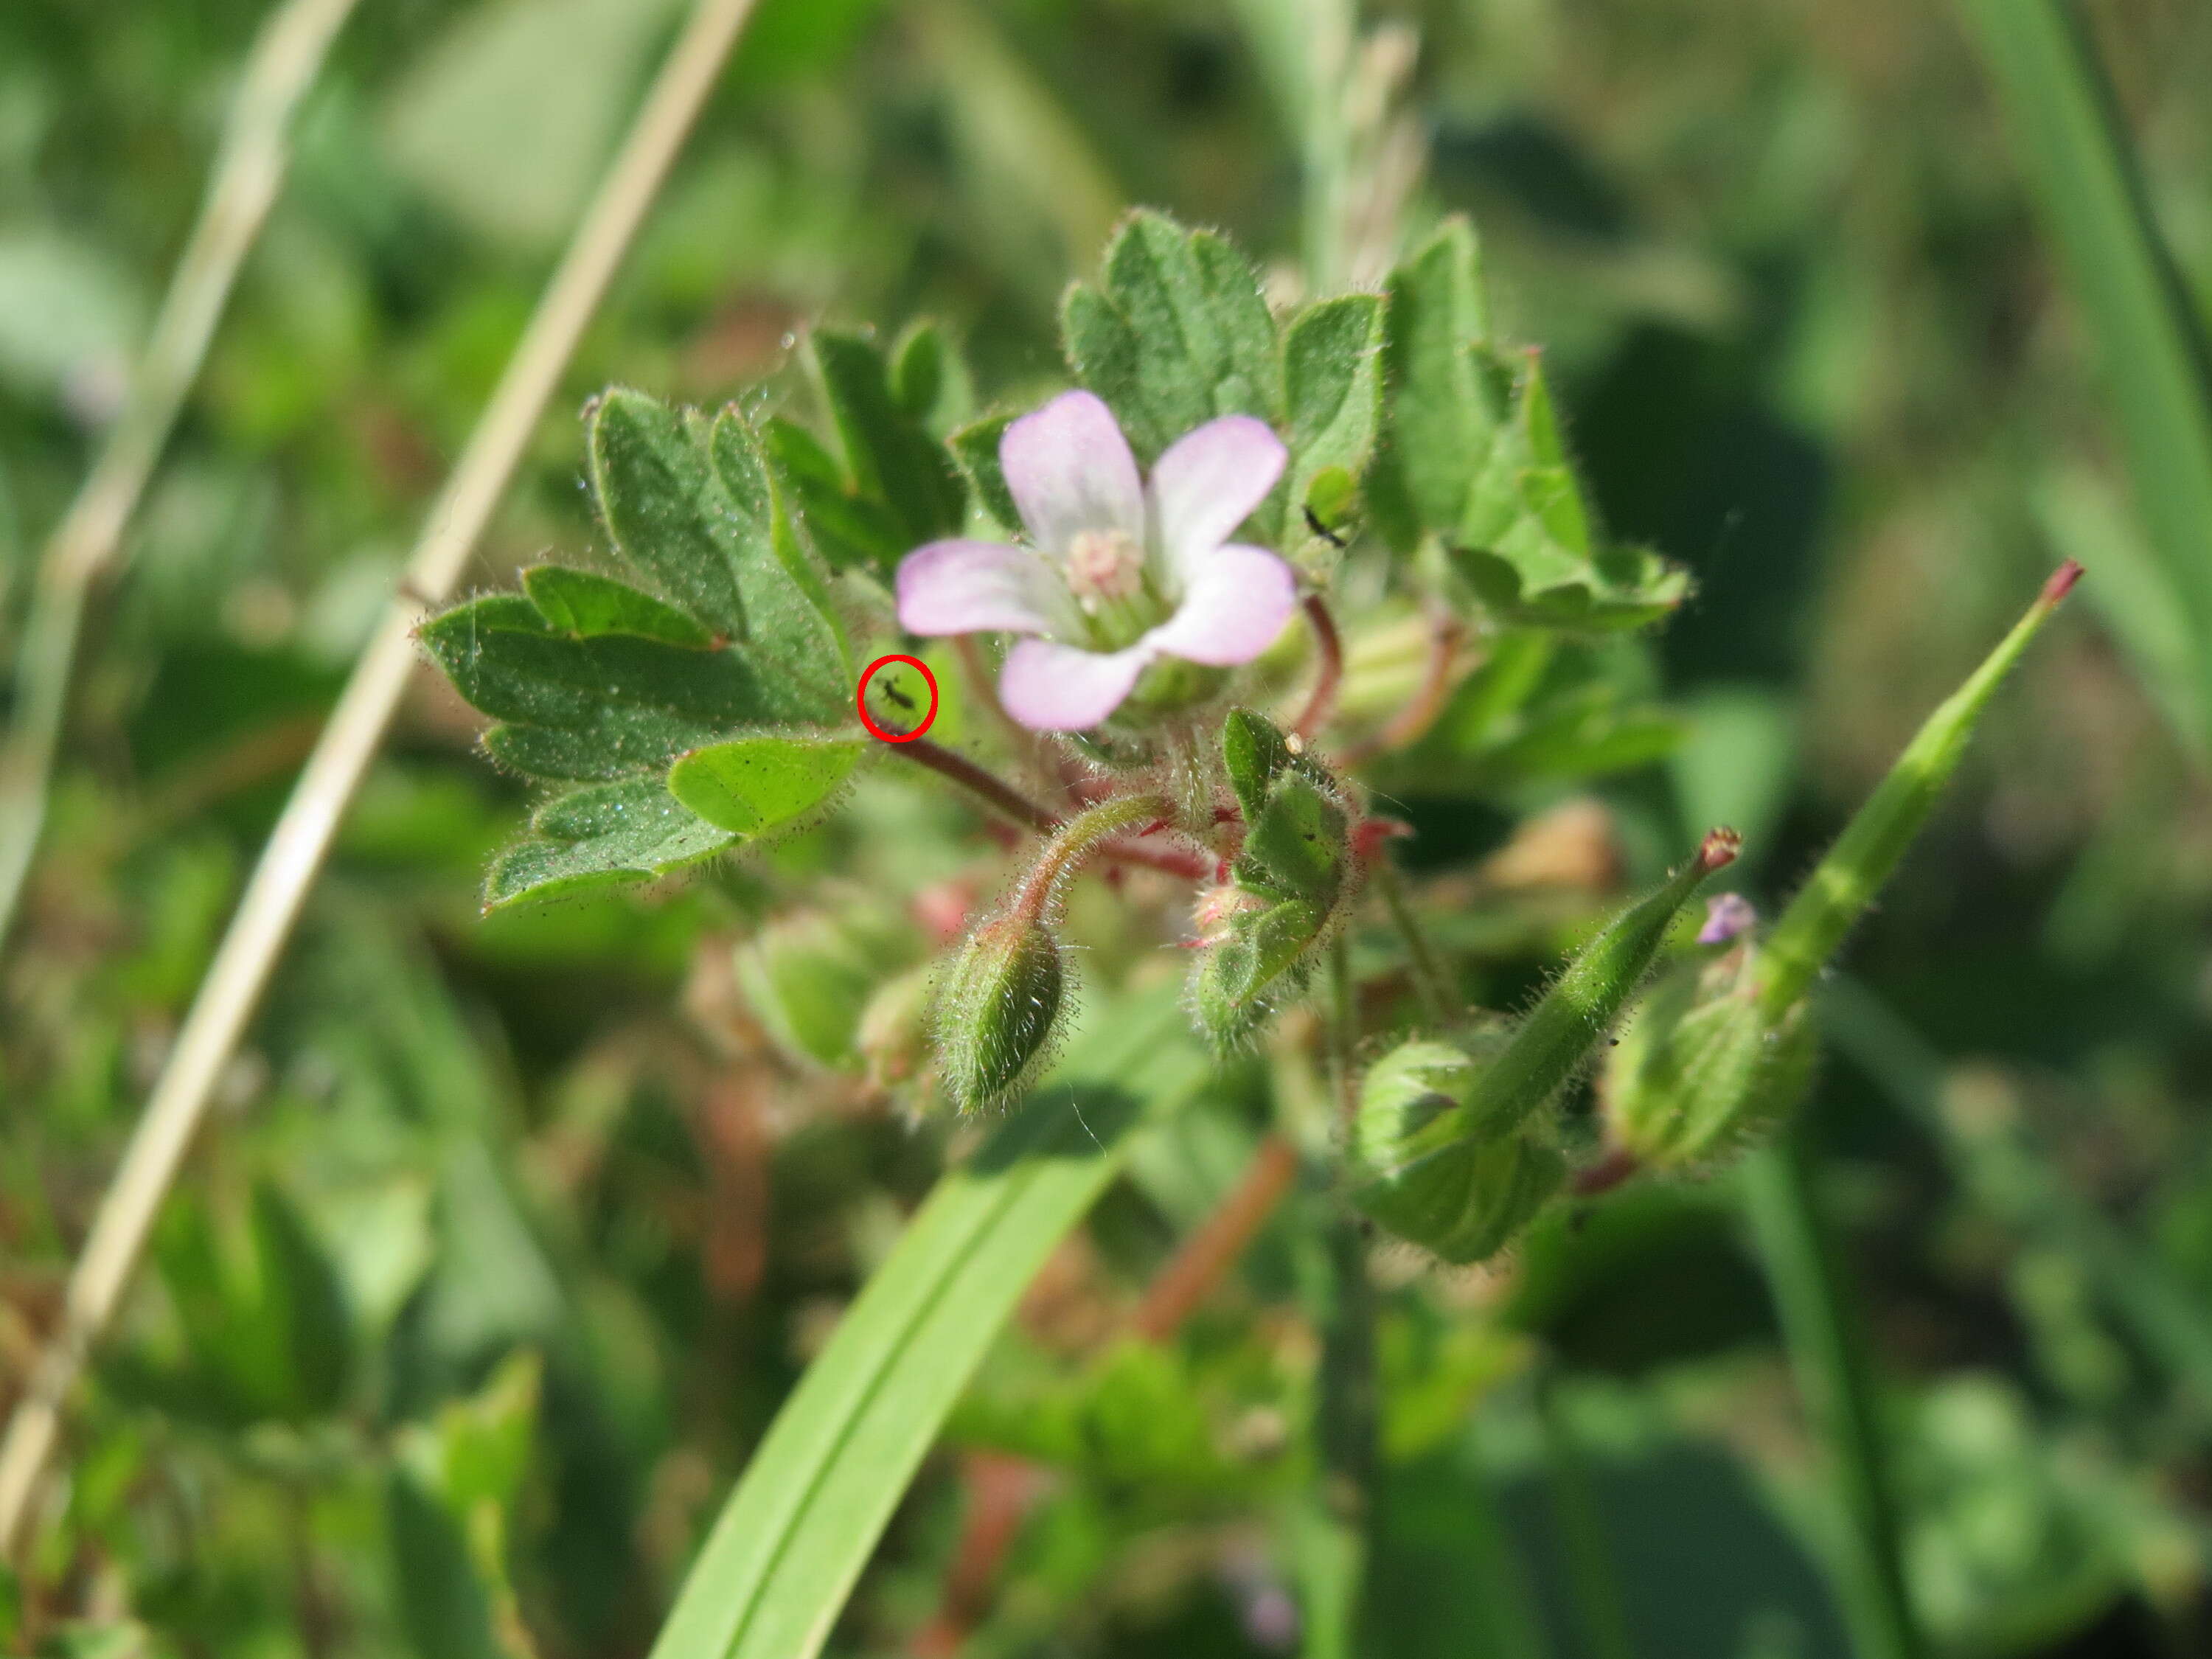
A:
[1062,527,1164,648]
[1066,529,1146,607]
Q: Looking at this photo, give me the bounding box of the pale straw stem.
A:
[0,0,766,1556]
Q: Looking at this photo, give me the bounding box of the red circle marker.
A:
[857,654,939,742]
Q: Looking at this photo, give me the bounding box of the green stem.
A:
[1535,1372,1635,1659]
[1741,1133,1924,1659]
[1013,794,1170,919]
[1373,855,1454,1024]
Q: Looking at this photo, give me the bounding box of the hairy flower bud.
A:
[929,793,1168,1113]
[933,913,1066,1113]
[1346,1037,1565,1263]
[736,906,912,1071]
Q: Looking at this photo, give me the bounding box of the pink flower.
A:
[896,390,1298,731]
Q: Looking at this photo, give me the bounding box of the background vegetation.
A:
[3,1,2210,1655]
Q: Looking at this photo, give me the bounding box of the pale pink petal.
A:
[1144,543,1298,667]
[1147,415,1287,577]
[998,637,1156,731]
[897,539,1071,637]
[1000,391,1144,557]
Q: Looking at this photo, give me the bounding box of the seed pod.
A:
[932,912,1066,1113]
[1456,827,1739,1138]
[1753,563,2080,1021]
[1602,565,2079,1169]
[1603,940,1818,1169]
[1346,1037,1565,1263]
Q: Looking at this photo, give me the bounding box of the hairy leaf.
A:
[1368,217,1501,550]
[1281,293,1383,557]
[1061,209,1280,462]
[482,780,734,910]
[667,733,863,835]
[806,328,967,558]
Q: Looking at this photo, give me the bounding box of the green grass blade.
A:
[1742,1135,1926,1659]
[1959,0,2212,737]
[647,990,1208,1659]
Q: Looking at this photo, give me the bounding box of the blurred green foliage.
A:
[3,1,2210,1656]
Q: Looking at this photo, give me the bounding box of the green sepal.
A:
[1234,773,1349,911]
[1345,1037,1565,1265]
[1605,945,1818,1169]
[933,914,1068,1113]
[1188,897,1326,1052]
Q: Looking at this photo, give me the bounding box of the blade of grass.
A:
[0,0,768,1558]
[1534,1372,1636,1659]
[646,991,1208,1659]
[0,0,363,949]
[1823,977,2212,1408]
[1958,0,2212,742]
[1741,1134,1925,1659]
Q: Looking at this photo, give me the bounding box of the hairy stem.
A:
[892,738,1216,881]
[1373,855,1454,1023]
[894,737,1060,832]
[0,0,362,951]
[1341,616,1464,768]
[0,0,770,1559]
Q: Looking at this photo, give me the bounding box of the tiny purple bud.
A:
[1697,892,1758,945]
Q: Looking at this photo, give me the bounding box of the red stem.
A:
[1293,595,1344,742]
[1130,1134,1302,1341]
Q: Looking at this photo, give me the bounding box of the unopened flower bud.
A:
[933,912,1066,1113]
[857,964,933,1092]
[1346,1037,1565,1263]
[736,909,902,1071]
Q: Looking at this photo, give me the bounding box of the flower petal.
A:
[998,637,1155,731]
[1145,543,1298,667]
[1147,415,1287,577]
[897,539,1070,637]
[1000,391,1144,557]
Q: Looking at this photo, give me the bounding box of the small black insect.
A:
[877,678,917,712]
[1303,505,1348,549]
